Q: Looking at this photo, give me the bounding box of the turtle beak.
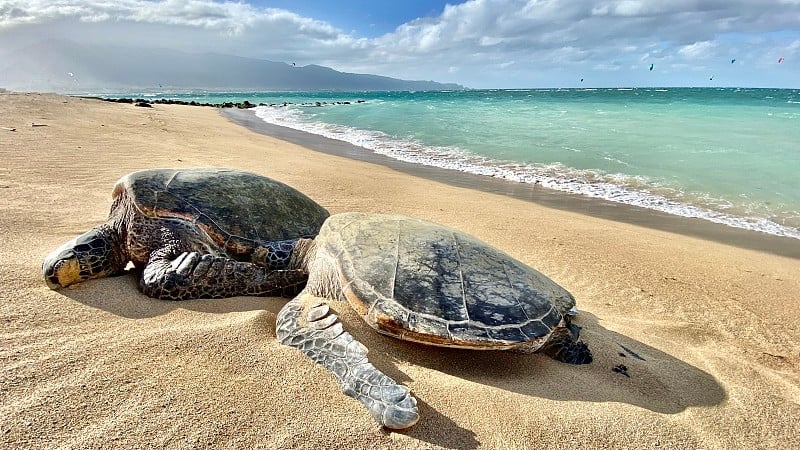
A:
[45,277,62,290]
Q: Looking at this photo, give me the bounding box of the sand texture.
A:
[1,93,798,449]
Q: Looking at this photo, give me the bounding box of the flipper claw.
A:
[277,293,420,429]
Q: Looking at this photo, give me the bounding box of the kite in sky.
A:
[649,63,654,71]
[778,57,785,63]
[731,59,736,64]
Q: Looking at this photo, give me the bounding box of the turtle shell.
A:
[114,168,329,257]
[310,212,574,350]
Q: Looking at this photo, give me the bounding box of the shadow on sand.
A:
[61,273,725,450]
[349,310,726,449]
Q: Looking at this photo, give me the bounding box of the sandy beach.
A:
[1,92,798,449]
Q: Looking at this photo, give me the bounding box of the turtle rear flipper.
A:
[140,248,307,300]
[538,326,593,365]
[276,292,419,429]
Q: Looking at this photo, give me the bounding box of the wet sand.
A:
[1,92,798,449]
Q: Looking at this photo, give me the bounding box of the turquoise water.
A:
[107,88,800,238]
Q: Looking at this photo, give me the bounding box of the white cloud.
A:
[0,0,345,41]
[1,0,799,87]
[593,62,622,71]
[610,1,647,17]
[678,41,718,59]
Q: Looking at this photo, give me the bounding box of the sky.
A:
[1,0,799,88]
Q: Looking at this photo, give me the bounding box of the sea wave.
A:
[253,105,800,239]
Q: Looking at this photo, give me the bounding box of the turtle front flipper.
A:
[140,248,307,300]
[276,292,419,429]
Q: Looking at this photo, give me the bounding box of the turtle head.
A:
[42,225,126,290]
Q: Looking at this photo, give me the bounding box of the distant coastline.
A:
[0,41,466,93]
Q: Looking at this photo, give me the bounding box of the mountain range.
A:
[0,41,465,93]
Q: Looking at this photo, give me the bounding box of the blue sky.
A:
[253,1,451,37]
[1,0,799,88]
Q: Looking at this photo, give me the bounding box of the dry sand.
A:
[1,92,798,449]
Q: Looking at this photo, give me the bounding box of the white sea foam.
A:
[254,105,800,240]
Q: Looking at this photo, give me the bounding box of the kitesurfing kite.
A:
[649,63,654,71]
[778,57,785,63]
[731,58,736,64]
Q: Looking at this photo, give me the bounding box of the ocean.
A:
[108,88,800,239]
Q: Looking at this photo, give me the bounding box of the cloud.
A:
[0,0,371,66]
[0,0,349,47]
[678,41,719,59]
[4,0,278,32]
[1,0,799,87]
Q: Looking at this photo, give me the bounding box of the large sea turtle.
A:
[42,168,329,299]
[269,212,592,429]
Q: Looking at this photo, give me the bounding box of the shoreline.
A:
[221,108,800,259]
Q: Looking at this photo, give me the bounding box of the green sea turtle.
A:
[269,212,592,429]
[42,168,329,299]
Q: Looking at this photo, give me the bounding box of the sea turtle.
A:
[269,212,592,429]
[42,168,329,299]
